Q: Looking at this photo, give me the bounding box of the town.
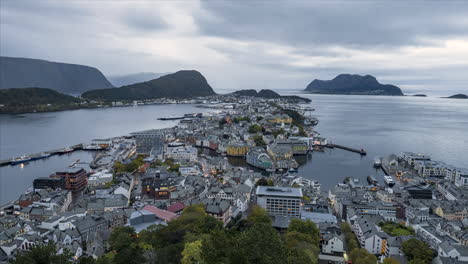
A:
[1,95,468,264]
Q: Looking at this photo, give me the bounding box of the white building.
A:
[256,186,302,218]
[322,232,345,254]
[165,146,198,162]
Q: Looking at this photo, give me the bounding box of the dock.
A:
[326,143,367,155]
[0,144,83,167]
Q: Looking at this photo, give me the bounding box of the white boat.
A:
[383,175,395,187]
[11,155,31,165]
[58,147,74,154]
[83,144,102,150]
[374,157,382,167]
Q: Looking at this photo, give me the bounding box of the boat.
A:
[288,168,299,173]
[383,175,395,187]
[83,144,103,150]
[30,152,51,160]
[58,147,74,154]
[374,157,382,167]
[367,175,378,185]
[157,116,185,121]
[10,155,32,165]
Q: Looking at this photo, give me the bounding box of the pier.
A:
[0,144,83,167]
[326,143,367,155]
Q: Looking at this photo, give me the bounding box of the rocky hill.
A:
[82,70,216,101]
[232,89,281,98]
[304,74,404,96]
[0,56,113,94]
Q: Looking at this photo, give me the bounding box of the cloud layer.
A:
[1,0,468,95]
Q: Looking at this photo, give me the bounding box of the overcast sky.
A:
[1,0,468,95]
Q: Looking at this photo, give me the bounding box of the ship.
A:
[383,175,395,187]
[30,152,51,160]
[83,144,103,150]
[58,147,74,154]
[10,155,32,165]
[367,175,379,185]
[157,116,185,121]
[374,157,382,167]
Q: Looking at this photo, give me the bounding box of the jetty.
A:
[0,144,83,167]
[326,143,367,155]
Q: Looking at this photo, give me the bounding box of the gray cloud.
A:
[197,1,468,49]
[0,0,467,95]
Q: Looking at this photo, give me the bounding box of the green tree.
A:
[201,229,239,264]
[383,258,400,264]
[288,219,319,247]
[78,256,97,264]
[238,224,287,264]
[248,124,263,133]
[253,135,266,146]
[247,206,271,225]
[349,248,377,264]
[12,243,72,264]
[109,226,146,264]
[266,179,274,186]
[283,231,318,264]
[181,240,204,264]
[402,238,434,263]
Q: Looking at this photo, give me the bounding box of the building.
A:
[132,129,164,155]
[256,186,302,218]
[33,177,65,190]
[226,142,250,157]
[246,147,274,170]
[164,145,197,162]
[276,139,308,155]
[266,114,292,124]
[50,167,88,192]
[352,215,388,255]
[454,168,468,187]
[322,232,345,254]
[414,160,448,178]
[401,152,431,166]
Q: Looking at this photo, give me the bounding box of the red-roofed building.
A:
[142,205,178,222]
[167,202,186,215]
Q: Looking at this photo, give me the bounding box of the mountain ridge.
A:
[82,70,216,101]
[0,56,114,94]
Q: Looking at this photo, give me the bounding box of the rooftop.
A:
[256,186,302,198]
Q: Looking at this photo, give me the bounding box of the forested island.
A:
[304,74,404,96]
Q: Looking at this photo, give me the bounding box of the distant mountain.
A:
[82,70,216,101]
[108,72,170,87]
[231,89,280,98]
[0,56,114,94]
[304,74,404,96]
[446,94,468,99]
